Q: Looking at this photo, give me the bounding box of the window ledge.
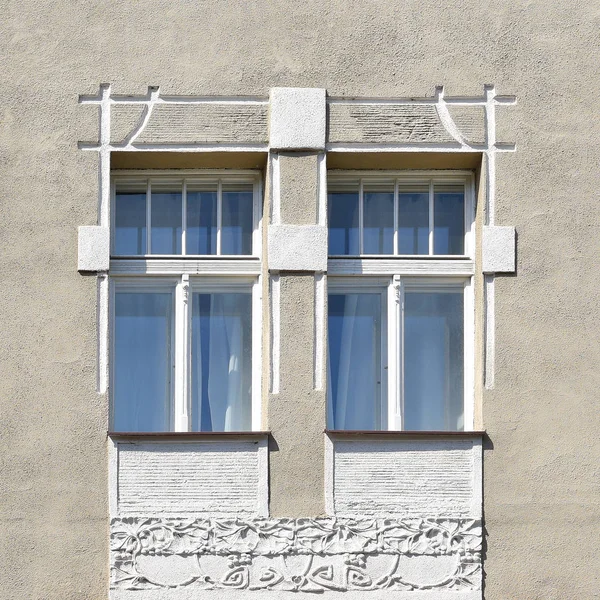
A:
[325,429,485,439]
[108,431,270,441]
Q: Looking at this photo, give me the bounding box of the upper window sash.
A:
[111,172,262,258]
[327,172,475,259]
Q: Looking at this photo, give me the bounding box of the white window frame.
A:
[327,171,475,432]
[110,170,262,258]
[109,171,263,433]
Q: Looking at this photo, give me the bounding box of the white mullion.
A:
[174,274,190,431]
[251,277,262,430]
[216,179,223,255]
[359,179,364,254]
[253,178,262,258]
[393,179,399,256]
[463,277,475,431]
[388,276,402,430]
[146,180,152,255]
[182,179,187,256]
[428,179,434,256]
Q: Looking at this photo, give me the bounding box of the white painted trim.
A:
[256,437,269,517]
[464,277,475,431]
[317,152,327,226]
[327,258,474,276]
[324,433,335,515]
[484,274,495,389]
[471,437,483,518]
[97,274,109,394]
[109,258,261,275]
[270,153,281,225]
[314,273,325,391]
[326,143,515,153]
[99,84,111,228]
[252,277,263,431]
[270,274,280,394]
[108,436,118,516]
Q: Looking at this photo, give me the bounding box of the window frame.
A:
[110,170,262,259]
[327,171,475,259]
[109,171,263,433]
[327,170,475,432]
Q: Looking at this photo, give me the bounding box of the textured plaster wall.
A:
[1,1,600,599]
[269,275,325,517]
[278,154,319,225]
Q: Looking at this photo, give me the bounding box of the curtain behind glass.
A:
[328,293,384,430]
[191,292,252,431]
[113,292,172,431]
[404,290,464,430]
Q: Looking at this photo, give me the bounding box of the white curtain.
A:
[328,294,380,430]
[192,293,251,431]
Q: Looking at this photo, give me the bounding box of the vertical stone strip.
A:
[267,89,327,516]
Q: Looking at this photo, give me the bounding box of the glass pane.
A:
[191,292,252,431]
[403,290,464,431]
[151,183,182,254]
[114,185,147,255]
[328,293,385,430]
[434,185,464,255]
[186,185,217,255]
[363,183,394,254]
[113,291,173,432]
[328,183,359,255]
[398,186,429,255]
[221,185,253,255]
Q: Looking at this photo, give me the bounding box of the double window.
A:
[110,173,262,433]
[327,173,474,432]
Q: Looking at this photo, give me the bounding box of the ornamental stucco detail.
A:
[111,517,481,593]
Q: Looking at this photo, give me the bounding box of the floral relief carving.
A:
[111,517,481,593]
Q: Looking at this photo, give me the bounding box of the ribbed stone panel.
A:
[113,441,266,516]
[327,104,455,144]
[331,438,482,518]
[136,104,268,144]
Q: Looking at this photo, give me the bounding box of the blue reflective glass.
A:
[114,190,147,255]
[434,186,464,255]
[328,293,384,430]
[113,292,172,432]
[398,189,429,255]
[151,187,182,254]
[404,291,464,431]
[186,189,217,255]
[221,186,253,255]
[328,190,359,255]
[191,292,252,431]
[363,186,394,254]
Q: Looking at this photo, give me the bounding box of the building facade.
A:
[1,2,599,599]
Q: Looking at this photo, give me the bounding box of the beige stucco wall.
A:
[1,1,599,598]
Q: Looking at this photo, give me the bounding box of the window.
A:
[110,173,262,432]
[327,172,474,431]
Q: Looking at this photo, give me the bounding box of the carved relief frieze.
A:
[111,517,481,593]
